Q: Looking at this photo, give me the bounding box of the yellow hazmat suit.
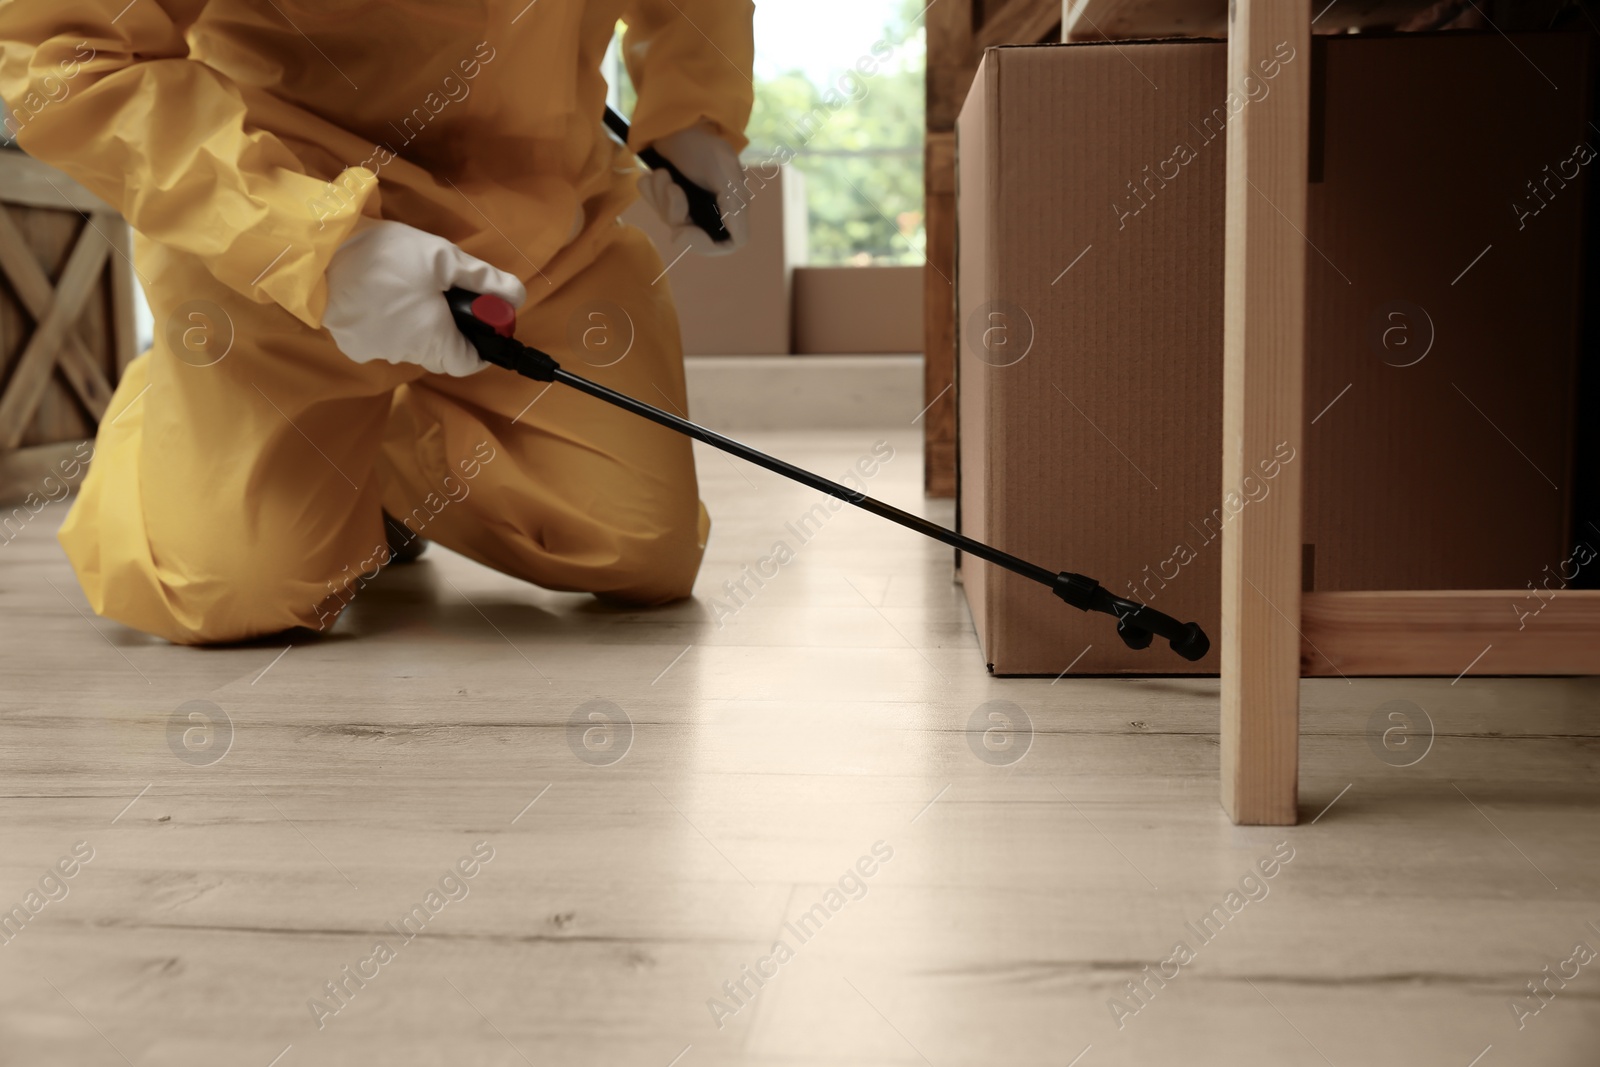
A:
[0,0,754,643]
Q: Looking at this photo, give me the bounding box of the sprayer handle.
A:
[445,288,559,382]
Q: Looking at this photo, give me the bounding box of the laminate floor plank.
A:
[1,428,1595,1065]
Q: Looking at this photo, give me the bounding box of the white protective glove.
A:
[324,220,528,377]
[637,121,750,257]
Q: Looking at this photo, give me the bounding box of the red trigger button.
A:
[471,294,518,338]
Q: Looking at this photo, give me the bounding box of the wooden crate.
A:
[0,149,137,506]
[923,0,1062,496]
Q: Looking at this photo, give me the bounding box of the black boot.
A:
[383,512,428,564]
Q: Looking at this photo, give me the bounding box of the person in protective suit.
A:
[0,0,753,644]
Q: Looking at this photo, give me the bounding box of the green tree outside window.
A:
[610,0,925,266]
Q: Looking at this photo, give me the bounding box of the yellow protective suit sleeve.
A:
[622,0,755,155]
[0,0,377,329]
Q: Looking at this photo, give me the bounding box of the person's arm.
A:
[621,0,755,155]
[0,0,378,328]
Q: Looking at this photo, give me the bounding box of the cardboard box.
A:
[793,266,923,353]
[1300,33,1588,592]
[621,164,807,355]
[957,32,1591,674]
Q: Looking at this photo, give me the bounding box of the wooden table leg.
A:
[1220,0,1311,825]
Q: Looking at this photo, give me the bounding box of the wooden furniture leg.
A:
[1220,0,1310,825]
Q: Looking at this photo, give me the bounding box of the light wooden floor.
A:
[3,427,1597,1067]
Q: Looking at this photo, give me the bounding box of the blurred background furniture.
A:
[922,0,1588,495]
[932,0,1600,824]
[0,146,135,506]
[924,0,1066,496]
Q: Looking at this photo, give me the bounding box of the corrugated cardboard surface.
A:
[1301,32,1588,590]
[957,59,994,667]
[621,165,807,355]
[959,41,1228,675]
[792,266,923,353]
[957,32,1591,675]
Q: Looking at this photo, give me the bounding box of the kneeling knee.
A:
[161,568,334,645]
[597,524,704,607]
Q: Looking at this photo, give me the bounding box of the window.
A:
[608,0,926,266]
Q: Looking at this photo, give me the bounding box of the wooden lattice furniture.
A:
[0,149,136,505]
